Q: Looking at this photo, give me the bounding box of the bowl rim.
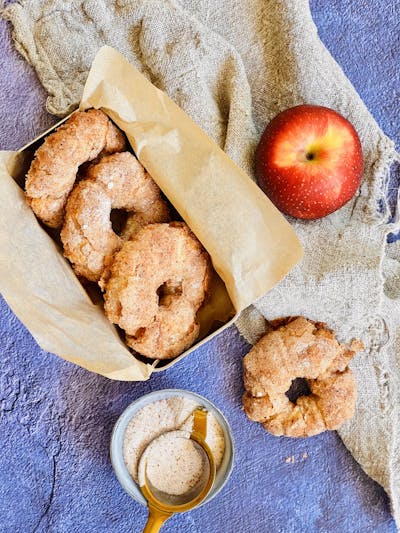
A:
[110,388,235,508]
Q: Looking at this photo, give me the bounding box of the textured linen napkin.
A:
[2,0,400,525]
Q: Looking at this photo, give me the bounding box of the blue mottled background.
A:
[0,1,399,531]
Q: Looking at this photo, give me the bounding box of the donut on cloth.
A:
[242,317,363,437]
[25,109,126,228]
[61,152,170,282]
[101,222,212,359]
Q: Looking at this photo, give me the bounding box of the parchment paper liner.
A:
[0,46,302,381]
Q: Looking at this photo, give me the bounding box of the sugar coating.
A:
[123,397,225,490]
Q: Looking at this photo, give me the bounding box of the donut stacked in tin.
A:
[25,109,211,360]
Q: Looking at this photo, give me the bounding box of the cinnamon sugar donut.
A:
[25,109,126,228]
[61,152,170,282]
[102,222,211,359]
[242,317,363,437]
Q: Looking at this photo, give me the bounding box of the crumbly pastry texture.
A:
[25,109,126,228]
[242,317,364,438]
[61,152,170,282]
[102,222,211,359]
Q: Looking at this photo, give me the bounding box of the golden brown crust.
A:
[126,299,200,359]
[26,109,126,228]
[242,317,363,438]
[309,369,357,430]
[84,151,163,211]
[121,202,171,240]
[61,152,170,282]
[242,392,275,422]
[60,180,121,282]
[102,222,211,359]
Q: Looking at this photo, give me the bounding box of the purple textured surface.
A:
[0,1,399,532]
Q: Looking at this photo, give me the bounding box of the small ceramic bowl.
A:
[110,388,235,507]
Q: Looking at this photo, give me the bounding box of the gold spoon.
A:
[138,407,216,533]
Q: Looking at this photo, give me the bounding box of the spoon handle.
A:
[192,407,208,440]
[142,506,173,533]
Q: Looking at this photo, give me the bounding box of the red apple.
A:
[255,104,363,219]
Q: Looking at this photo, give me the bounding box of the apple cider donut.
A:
[102,222,212,359]
[25,109,126,228]
[61,152,170,282]
[242,317,363,438]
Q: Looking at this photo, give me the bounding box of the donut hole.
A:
[285,378,311,403]
[156,281,183,306]
[110,209,129,234]
[131,327,146,340]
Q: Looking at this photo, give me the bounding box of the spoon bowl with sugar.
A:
[138,408,216,533]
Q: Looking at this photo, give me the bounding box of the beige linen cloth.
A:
[2,0,400,524]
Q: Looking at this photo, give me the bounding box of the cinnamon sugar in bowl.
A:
[110,389,235,508]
